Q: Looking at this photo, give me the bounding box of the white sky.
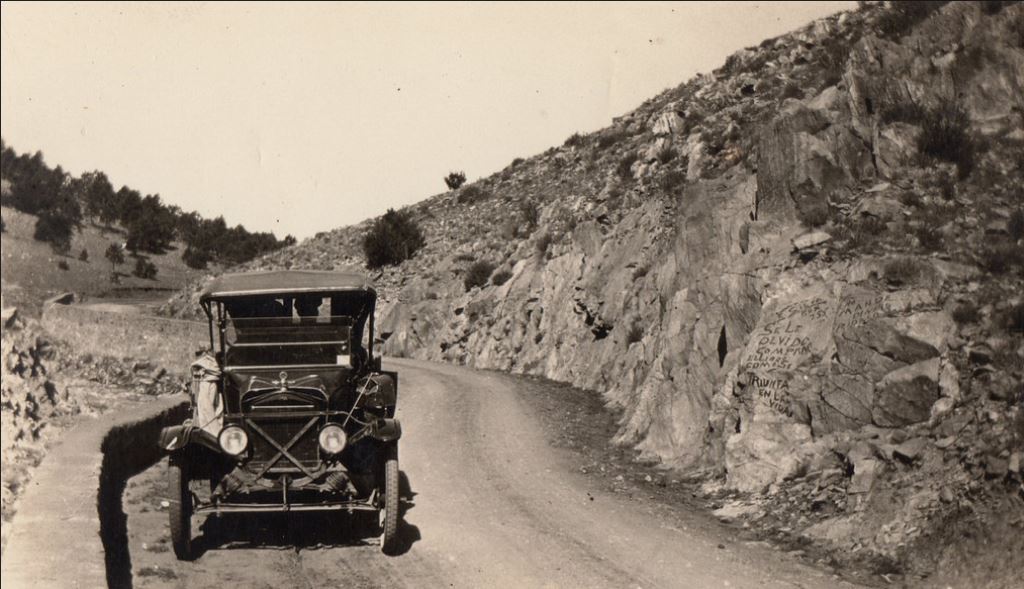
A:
[1,1,853,239]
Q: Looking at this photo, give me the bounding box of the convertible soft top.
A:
[200,270,376,301]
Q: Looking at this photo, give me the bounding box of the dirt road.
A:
[124,359,862,588]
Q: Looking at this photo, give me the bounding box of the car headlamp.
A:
[318,424,347,455]
[218,425,249,456]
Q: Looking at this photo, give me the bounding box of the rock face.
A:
[164,6,1024,561]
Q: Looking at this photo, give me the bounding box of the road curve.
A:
[124,358,862,588]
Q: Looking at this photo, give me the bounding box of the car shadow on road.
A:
[190,472,420,557]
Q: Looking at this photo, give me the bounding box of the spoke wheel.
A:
[379,443,400,555]
[168,461,193,560]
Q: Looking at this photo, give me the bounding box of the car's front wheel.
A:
[168,460,193,560]
[379,443,399,555]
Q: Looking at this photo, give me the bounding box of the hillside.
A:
[164,3,1024,583]
[0,205,216,314]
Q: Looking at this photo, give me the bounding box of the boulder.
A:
[873,358,941,427]
[651,110,686,136]
[849,458,883,494]
[792,231,832,251]
[893,437,929,462]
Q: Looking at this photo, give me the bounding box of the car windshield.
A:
[220,294,367,367]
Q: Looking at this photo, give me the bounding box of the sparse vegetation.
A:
[952,303,980,325]
[917,101,976,179]
[132,257,158,280]
[520,200,540,234]
[979,242,1024,275]
[535,232,553,257]
[656,146,677,165]
[104,243,125,275]
[362,208,426,269]
[1007,303,1024,334]
[883,257,923,286]
[464,260,495,291]
[563,133,587,148]
[818,37,852,87]
[836,216,887,250]
[33,212,74,254]
[1008,209,1024,241]
[182,246,212,270]
[57,260,69,271]
[78,249,89,262]
[457,185,490,204]
[879,100,927,125]
[913,224,943,252]
[898,190,923,208]
[877,1,948,41]
[658,169,687,193]
[616,152,639,180]
[596,129,627,150]
[444,171,467,190]
[797,201,830,228]
[491,269,512,286]
[981,1,1017,15]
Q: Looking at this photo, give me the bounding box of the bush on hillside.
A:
[917,101,976,179]
[33,212,74,254]
[363,208,426,269]
[879,100,927,125]
[464,260,495,291]
[877,1,948,40]
[596,129,627,150]
[563,133,587,148]
[659,169,687,194]
[617,152,639,180]
[444,171,467,190]
[182,246,212,270]
[535,231,553,257]
[78,249,89,262]
[980,242,1024,275]
[491,269,513,286]
[457,185,490,204]
[520,200,539,232]
[883,257,924,286]
[656,146,677,165]
[133,257,158,280]
[104,243,125,273]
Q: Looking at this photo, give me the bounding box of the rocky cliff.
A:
[164,2,1024,580]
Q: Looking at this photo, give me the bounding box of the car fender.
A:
[159,424,221,454]
[372,418,402,442]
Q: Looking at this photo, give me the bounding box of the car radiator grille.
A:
[247,417,322,471]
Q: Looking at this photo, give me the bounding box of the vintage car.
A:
[159,270,401,558]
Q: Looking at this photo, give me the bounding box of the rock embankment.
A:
[1,304,185,551]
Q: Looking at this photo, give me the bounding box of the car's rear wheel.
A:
[168,460,193,560]
[379,443,399,555]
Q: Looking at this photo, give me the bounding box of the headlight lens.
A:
[218,425,249,456]
[318,424,347,455]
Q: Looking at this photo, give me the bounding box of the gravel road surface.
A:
[124,359,863,588]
